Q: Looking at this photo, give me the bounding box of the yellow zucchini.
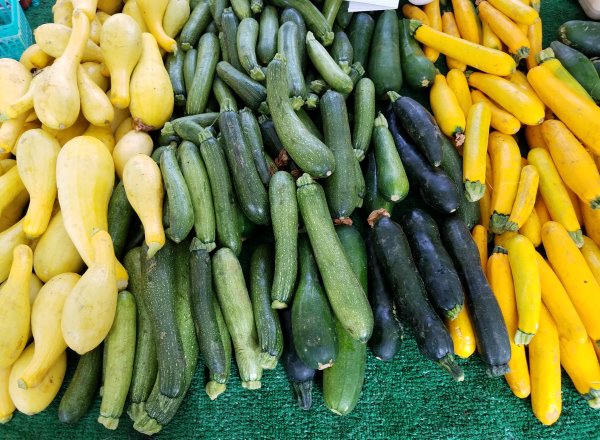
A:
[506,165,539,232]
[542,221,600,342]
[526,18,543,70]
[451,0,481,43]
[470,90,520,135]
[581,236,600,285]
[505,69,546,110]
[463,102,492,202]
[477,1,530,59]
[430,73,466,145]
[441,13,467,71]
[401,4,429,24]
[480,185,492,230]
[62,230,118,355]
[493,231,517,253]
[519,207,541,247]
[447,69,472,117]
[560,337,600,407]
[528,148,582,246]
[487,0,539,24]
[534,192,551,226]
[524,124,547,150]
[582,199,600,247]
[481,20,502,50]
[423,0,442,63]
[472,224,489,269]
[446,305,476,359]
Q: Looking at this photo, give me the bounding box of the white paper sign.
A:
[347,0,399,11]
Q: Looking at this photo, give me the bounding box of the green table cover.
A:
[3,1,598,438]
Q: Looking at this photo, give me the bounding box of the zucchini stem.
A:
[514,329,534,346]
[437,354,464,382]
[293,381,313,410]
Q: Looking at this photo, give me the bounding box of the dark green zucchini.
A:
[399,209,465,320]
[216,61,268,111]
[334,1,352,29]
[250,244,284,369]
[269,0,334,46]
[558,20,600,57]
[347,13,374,68]
[230,0,251,20]
[373,113,409,203]
[209,0,229,29]
[306,31,353,94]
[166,49,186,106]
[321,90,359,219]
[330,31,353,74]
[440,216,511,377]
[237,18,265,81]
[368,11,402,99]
[370,213,463,380]
[363,150,395,215]
[266,54,335,178]
[139,240,186,398]
[592,58,600,75]
[239,107,271,186]
[278,21,307,109]
[389,92,444,167]
[220,99,270,225]
[58,346,102,424]
[190,247,230,399]
[197,128,242,255]
[186,33,220,115]
[107,180,134,259]
[399,18,436,89]
[386,107,460,215]
[183,48,197,97]
[280,308,315,410]
[550,40,600,102]
[366,239,402,361]
[213,77,238,111]
[180,1,212,51]
[269,171,298,308]
[221,8,243,72]
[296,173,373,342]
[98,290,137,430]
[291,235,337,369]
[295,107,322,140]
[281,7,308,70]
[257,6,279,64]
[213,247,263,389]
[160,145,195,243]
[178,141,217,251]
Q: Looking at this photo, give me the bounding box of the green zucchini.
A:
[239,107,271,186]
[213,76,239,111]
[368,10,402,99]
[191,0,203,8]
[58,346,102,424]
[166,49,186,106]
[353,149,365,208]
[220,99,270,225]
[183,48,197,96]
[206,20,219,35]
[292,235,337,369]
[235,198,257,239]
[123,247,157,420]
[266,54,335,178]
[160,145,195,243]
[370,214,464,380]
[257,6,279,64]
[133,242,199,434]
[186,33,220,115]
[322,0,342,28]
[178,141,217,251]
[219,31,230,63]
[269,171,298,308]
[213,296,232,396]
[98,291,136,430]
[399,18,436,89]
[269,0,334,46]
[296,174,373,342]
[295,107,322,140]
[558,20,600,57]
[190,248,230,399]
[281,7,308,70]
[107,180,134,259]
[180,1,212,51]
[321,90,359,219]
[250,244,284,369]
[213,247,263,389]
[330,30,353,74]
[237,18,265,81]
[550,40,600,102]
[230,0,251,20]
[221,7,243,72]
[592,58,600,76]
[352,77,375,157]
[216,61,268,111]
[334,1,352,29]
[309,77,328,94]
[162,113,220,138]
[373,113,409,203]
[323,224,368,416]
[251,0,262,14]
[347,13,374,68]
[306,31,353,94]
[305,92,319,109]
[363,150,394,215]
[278,21,307,109]
[209,0,229,29]
[197,128,242,255]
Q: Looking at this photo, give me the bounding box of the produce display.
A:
[1,0,600,435]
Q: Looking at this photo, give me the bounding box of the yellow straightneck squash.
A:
[0,167,26,224]
[129,33,175,131]
[0,221,29,284]
[97,0,123,15]
[0,189,29,234]
[122,0,149,33]
[0,366,14,423]
[81,61,109,92]
[163,0,191,38]
[33,211,85,283]
[77,64,114,127]
[0,245,33,368]
[8,343,67,415]
[34,23,103,63]
[83,123,115,153]
[113,130,153,179]
[101,13,142,109]
[53,0,73,27]
[0,60,32,154]
[123,154,165,258]
[19,44,53,71]
[137,0,177,53]
[34,10,90,130]
[62,230,118,354]
[42,112,89,146]
[3,71,45,121]
[18,273,80,389]
[114,116,134,142]
[16,129,61,239]
[56,136,128,289]
[72,0,98,20]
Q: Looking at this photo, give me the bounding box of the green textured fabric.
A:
[3,1,598,439]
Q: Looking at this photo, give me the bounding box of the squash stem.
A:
[437,354,464,382]
[568,229,584,248]
[464,181,485,203]
[514,329,534,346]
[205,381,226,400]
[486,363,510,377]
[293,381,313,410]
[445,304,463,321]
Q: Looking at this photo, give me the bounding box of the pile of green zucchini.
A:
[57,3,515,434]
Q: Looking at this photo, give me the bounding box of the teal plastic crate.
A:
[0,0,33,60]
